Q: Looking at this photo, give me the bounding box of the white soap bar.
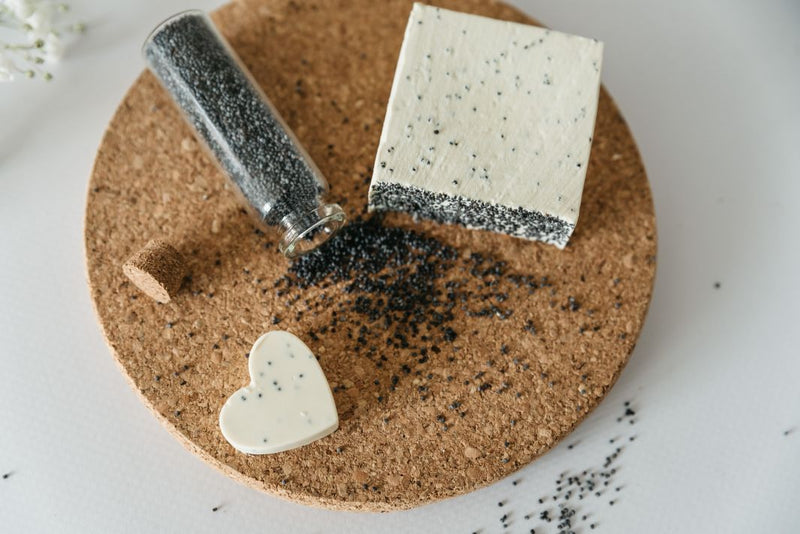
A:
[368,3,604,248]
[219,331,338,454]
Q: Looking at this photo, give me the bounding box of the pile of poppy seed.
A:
[285,215,549,360]
[474,400,639,534]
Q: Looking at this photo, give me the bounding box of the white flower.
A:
[0,67,16,82]
[3,0,36,19]
[0,52,19,82]
[0,0,82,81]
[42,32,62,62]
[23,3,56,36]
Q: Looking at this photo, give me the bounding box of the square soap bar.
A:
[368,3,604,248]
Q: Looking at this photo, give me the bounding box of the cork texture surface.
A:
[85,0,657,511]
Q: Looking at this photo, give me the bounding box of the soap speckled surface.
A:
[369,4,603,248]
[219,330,338,455]
[85,0,656,511]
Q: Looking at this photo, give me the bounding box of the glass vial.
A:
[142,10,346,259]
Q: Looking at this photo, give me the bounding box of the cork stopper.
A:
[122,239,186,303]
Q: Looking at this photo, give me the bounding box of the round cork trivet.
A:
[85,0,656,511]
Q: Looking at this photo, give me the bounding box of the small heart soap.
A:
[219,331,338,454]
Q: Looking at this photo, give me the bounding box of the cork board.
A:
[85,0,656,511]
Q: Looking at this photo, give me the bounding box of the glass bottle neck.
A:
[278,203,346,259]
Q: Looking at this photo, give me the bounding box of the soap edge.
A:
[368,181,575,248]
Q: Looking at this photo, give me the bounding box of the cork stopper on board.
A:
[122,239,186,303]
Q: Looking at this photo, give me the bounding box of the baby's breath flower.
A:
[0,0,83,82]
[0,51,19,81]
[4,0,35,19]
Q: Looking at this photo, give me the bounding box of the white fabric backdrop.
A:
[1,1,798,532]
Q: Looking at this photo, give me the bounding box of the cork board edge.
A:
[84,270,656,512]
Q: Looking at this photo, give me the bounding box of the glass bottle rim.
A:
[141,9,208,57]
[279,204,347,259]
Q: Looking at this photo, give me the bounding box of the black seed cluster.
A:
[287,215,530,353]
[281,214,558,408]
[370,182,574,247]
[144,12,326,226]
[473,399,640,534]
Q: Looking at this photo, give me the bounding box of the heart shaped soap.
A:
[219,331,338,454]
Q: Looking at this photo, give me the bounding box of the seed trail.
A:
[470,399,640,533]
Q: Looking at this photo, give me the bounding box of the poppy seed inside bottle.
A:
[143,11,342,254]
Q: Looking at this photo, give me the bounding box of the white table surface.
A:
[2,0,798,532]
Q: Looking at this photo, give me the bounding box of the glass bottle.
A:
[143,10,346,259]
